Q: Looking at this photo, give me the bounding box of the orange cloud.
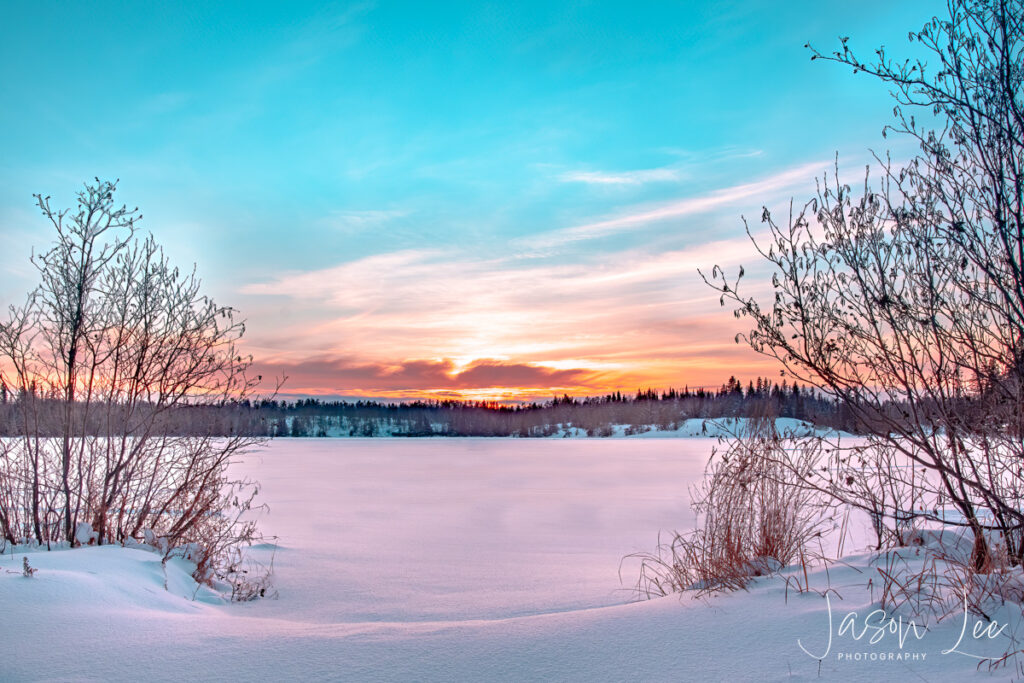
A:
[254,357,605,400]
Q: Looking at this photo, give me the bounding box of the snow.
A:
[74,521,98,546]
[0,438,1016,681]
[232,439,702,622]
[605,417,852,439]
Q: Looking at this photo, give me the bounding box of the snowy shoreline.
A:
[274,417,853,440]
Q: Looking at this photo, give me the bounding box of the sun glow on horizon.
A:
[254,351,780,404]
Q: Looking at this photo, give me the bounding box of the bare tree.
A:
[0,180,266,581]
[702,0,1024,570]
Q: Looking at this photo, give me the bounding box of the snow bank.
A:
[1,544,222,611]
[3,545,1015,681]
[547,417,854,440]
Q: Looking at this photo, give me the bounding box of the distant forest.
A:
[0,376,857,438]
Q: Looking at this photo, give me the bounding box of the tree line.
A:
[1,375,859,438]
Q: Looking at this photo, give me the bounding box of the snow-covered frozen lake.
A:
[234,438,706,622]
[2,437,1012,681]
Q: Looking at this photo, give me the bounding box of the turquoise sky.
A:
[0,1,939,398]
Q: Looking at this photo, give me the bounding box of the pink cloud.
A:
[451,360,595,389]
[254,357,603,396]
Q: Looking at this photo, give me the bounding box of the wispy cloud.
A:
[136,91,192,118]
[558,168,682,185]
[658,146,765,163]
[318,209,410,233]
[529,160,826,249]
[175,3,376,135]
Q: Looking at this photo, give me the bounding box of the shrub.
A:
[0,179,270,593]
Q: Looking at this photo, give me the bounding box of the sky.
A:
[0,0,939,401]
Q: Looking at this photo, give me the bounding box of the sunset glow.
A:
[241,226,790,400]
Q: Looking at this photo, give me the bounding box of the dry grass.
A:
[868,530,1024,621]
[626,420,832,598]
[865,529,1024,671]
